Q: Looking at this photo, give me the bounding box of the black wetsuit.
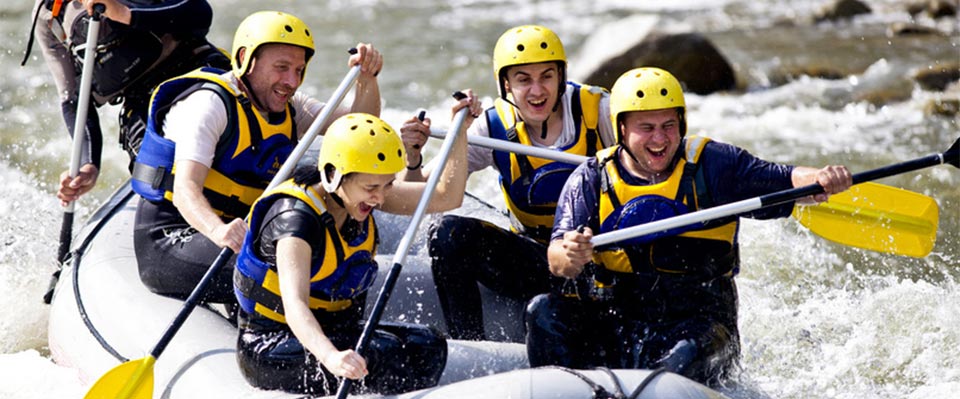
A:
[236,198,446,396]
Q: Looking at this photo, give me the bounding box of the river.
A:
[1,0,957,398]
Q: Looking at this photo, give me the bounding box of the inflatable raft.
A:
[47,180,728,398]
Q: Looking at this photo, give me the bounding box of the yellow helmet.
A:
[319,113,406,192]
[492,25,566,99]
[232,11,315,79]
[610,67,687,141]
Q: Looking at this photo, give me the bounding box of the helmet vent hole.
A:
[305,29,311,37]
[284,25,293,33]
[517,44,525,52]
[661,88,668,96]
[369,129,376,136]
[636,90,645,98]
[540,42,548,49]
[377,153,386,162]
[397,149,402,157]
[350,125,358,131]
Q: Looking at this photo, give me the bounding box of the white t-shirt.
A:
[463,82,615,174]
[163,72,328,167]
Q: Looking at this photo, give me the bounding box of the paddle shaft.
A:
[429,127,588,165]
[335,95,470,399]
[145,63,361,360]
[593,139,959,247]
[57,4,104,264]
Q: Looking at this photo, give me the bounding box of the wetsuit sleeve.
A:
[701,141,796,219]
[256,198,325,265]
[125,0,213,38]
[35,5,103,168]
[551,158,603,241]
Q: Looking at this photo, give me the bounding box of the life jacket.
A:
[593,136,739,279]
[131,68,297,220]
[488,81,605,243]
[234,180,379,324]
[38,0,187,106]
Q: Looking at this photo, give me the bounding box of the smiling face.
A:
[336,173,396,221]
[619,108,683,180]
[243,43,307,113]
[502,61,562,125]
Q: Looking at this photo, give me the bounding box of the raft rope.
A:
[69,181,137,363]
[628,367,668,399]
[464,191,508,216]
[547,365,668,399]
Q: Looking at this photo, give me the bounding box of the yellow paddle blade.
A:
[792,182,938,258]
[84,356,155,399]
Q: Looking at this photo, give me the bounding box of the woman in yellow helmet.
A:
[401,24,616,341]
[132,11,383,305]
[526,67,852,386]
[233,96,480,395]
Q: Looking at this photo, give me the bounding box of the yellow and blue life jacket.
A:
[131,68,297,220]
[488,81,605,243]
[234,180,379,324]
[594,136,739,279]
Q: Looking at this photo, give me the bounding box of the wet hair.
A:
[292,164,322,186]
[293,163,353,189]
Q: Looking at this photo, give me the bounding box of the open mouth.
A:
[647,145,667,159]
[527,98,547,110]
[358,202,373,215]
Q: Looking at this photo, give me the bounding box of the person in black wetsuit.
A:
[27,0,230,205]
[233,105,480,395]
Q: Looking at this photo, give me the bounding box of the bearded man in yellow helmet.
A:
[401,25,616,341]
[130,11,383,306]
[526,67,853,386]
[233,106,478,394]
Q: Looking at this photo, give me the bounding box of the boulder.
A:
[907,0,958,19]
[925,98,959,117]
[572,18,735,95]
[815,0,872,23]
[887,22,945,37]
[914,64,960,91]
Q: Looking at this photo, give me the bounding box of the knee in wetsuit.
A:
[362,322,448,395]
[525,293,593,368]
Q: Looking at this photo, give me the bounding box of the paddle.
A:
[793,182,939,258]
[431,129,943,257]
[334,92,471,399]
[429,126,588,164]
[49,4,105,304]
[591,137,959,255]
[84,58,363,399]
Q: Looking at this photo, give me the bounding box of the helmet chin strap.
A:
[240,76,267,111]
[619,142,640,164]
[329,191,345,208]
[538,97,562,140]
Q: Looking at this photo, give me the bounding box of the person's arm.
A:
[83,0,213,36]
[171,160,246,252]
[380,90,483,214]
[37,5,105,203]
[791,165,852,204]
[275,236,368,380]
[347,43,382,116]
[546,161,600,279]
[164,89,243,251]
[548,228,594,279]
[397,111,433,182]
[707,141,852,211]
